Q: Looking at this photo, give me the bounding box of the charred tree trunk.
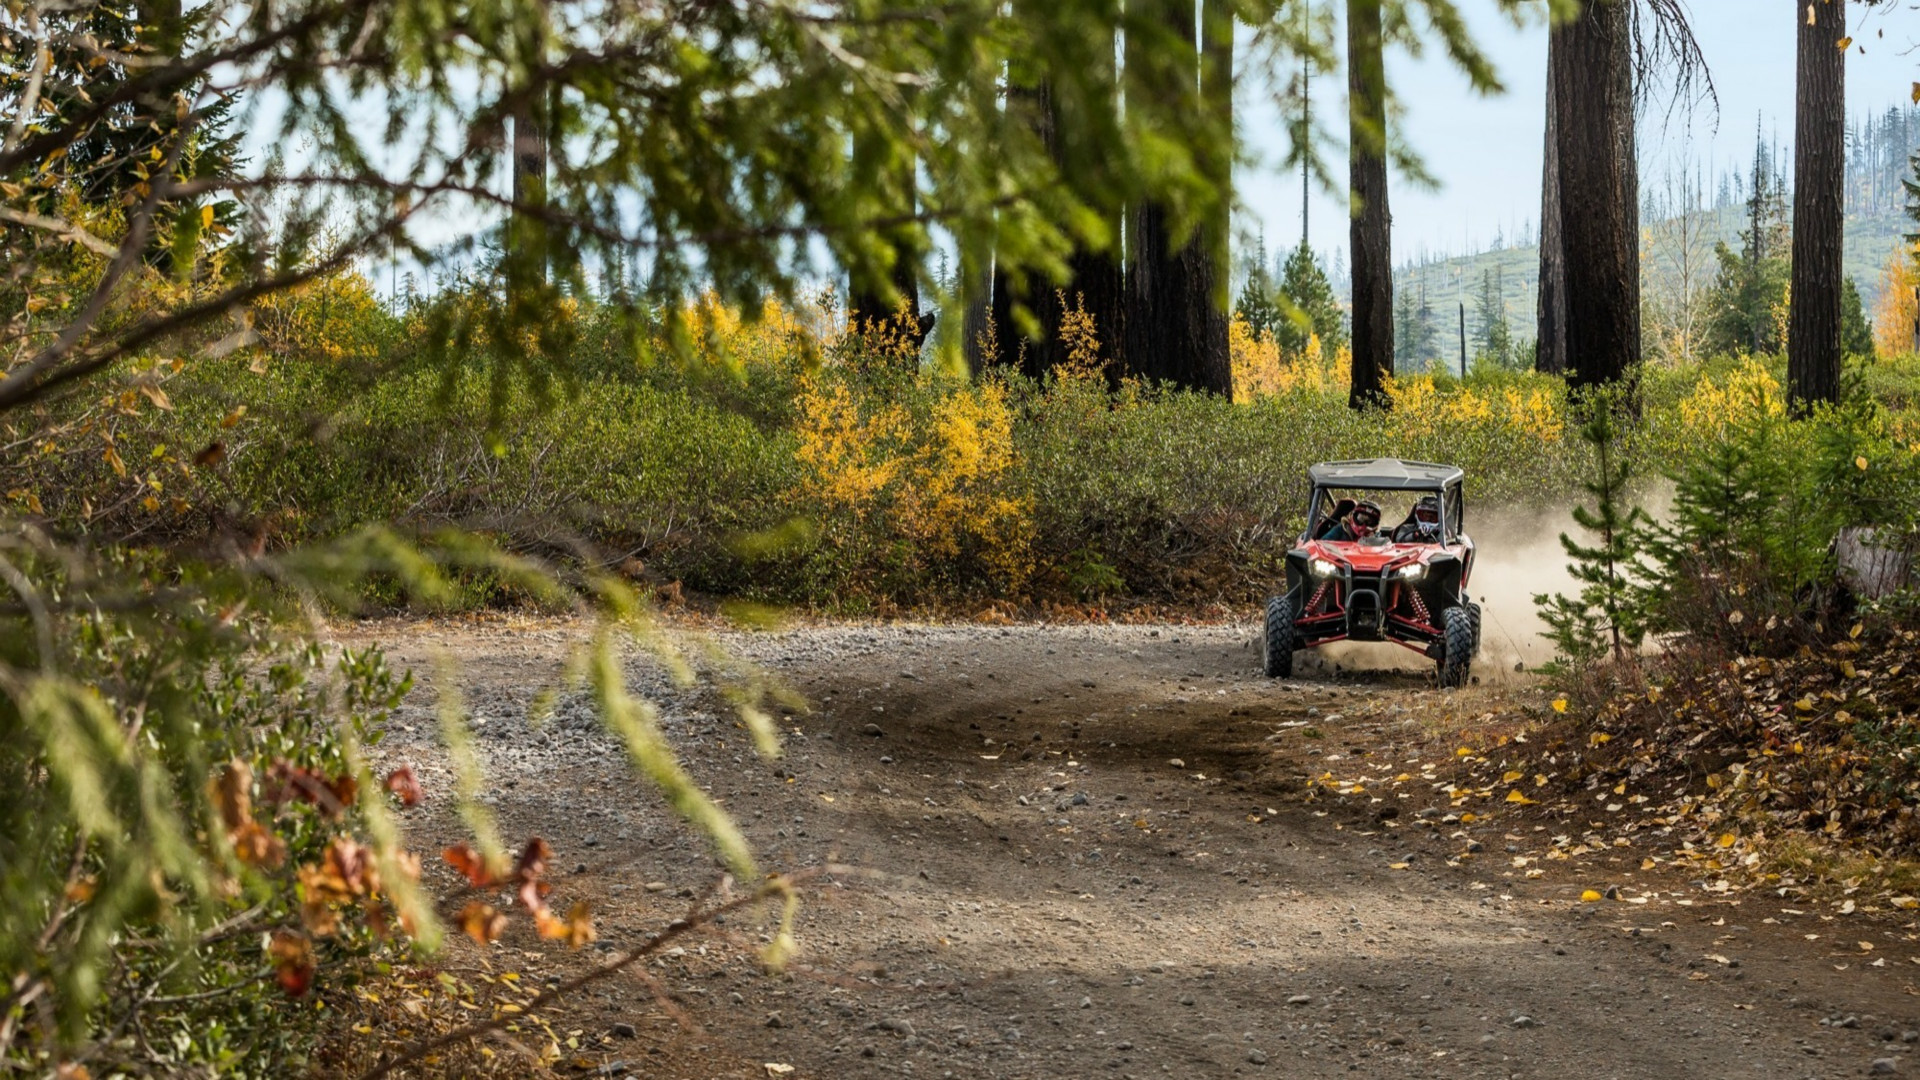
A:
[1055,23,1128,379]
[1188,0,1234,395]
[1788,0,1846,410]
[962,262,994,375]
[1346,0,1393,409]
[1535,26,1568,376]
[1122,0,1230,395]
[1553,0,1639,400]
[846,147,933,353]
[990,77,1058,376]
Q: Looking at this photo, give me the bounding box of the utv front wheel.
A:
[1262,596,1295,678]
[1438,605,1474,688]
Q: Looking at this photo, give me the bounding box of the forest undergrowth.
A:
[10,279,1915,616]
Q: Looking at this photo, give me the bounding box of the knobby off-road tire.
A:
[1262,596,1295,678]
[1466,601,1483,660]
[1438,605,1474,688]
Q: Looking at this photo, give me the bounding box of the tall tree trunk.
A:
[509,90,549,281]
[1123,0,1183,385]
[1188,0,1234,395]
[990,77,1058,376]
[1124,0,1231,395]
[846,144,933,353]
[962,260,994,375]
[1535,26,1568,376]
[1347,0,1393,409]
[1057,23,1128,379]
[1554,0,1639,399]
[1789,0,1846,410]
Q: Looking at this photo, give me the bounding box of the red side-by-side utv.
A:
[1262,458,1481,687]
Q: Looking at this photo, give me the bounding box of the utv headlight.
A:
[1397,563,1427,581]
[1310,557,1341,578]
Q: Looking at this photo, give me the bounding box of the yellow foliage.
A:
[794,369,1033,591]
[251,269,388,362]
[1053,292,1108,383]
[1384,374,1564,444]
[680,291,821,373]
[1872,243,1919,359]
[1676,358,1785,437]
[1230,315,1344,400]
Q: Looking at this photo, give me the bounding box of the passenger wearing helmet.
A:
[1321,499,1382,543]
[1393,495,1442,544]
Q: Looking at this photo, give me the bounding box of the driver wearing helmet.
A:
[1320,499,1381,543]
[1393,495,1442,544]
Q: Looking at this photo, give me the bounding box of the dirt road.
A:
[359,619,1920,1080]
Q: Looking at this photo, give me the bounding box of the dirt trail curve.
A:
[354,619,1920,1080]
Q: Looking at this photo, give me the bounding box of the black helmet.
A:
[1351,500,1381,529]
[1413,495,1440,524]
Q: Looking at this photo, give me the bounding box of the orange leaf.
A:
[458,901,507,946]
[444,843,497,888]
[383,765,423,807]
[211,759,253,830]
[270,930,315,997]
[517,877,552,914]
[230,820,286,869]
[536,901,597,948]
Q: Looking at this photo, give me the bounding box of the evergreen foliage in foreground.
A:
[1535,396,1647,666]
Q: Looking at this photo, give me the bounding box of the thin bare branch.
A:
[3,8,50,156]
[353,872,812,1080]
[0,206,120,257]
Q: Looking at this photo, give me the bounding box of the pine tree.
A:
[1413,281,1438,371]
[1346,0,1393,408]
[1840,277,1875,360]
[1705,131,1792,356]
[1234,245,1283,342]
[1275,240,1346,354]
[1474,267,1513,368]
[1393,284,1419,370]
[1,1,246,268]
[1534,398,1647,665]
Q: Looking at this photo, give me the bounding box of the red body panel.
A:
[1301,537,1473,580]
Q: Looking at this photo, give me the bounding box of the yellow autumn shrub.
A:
[1676,357,1785,438]
[1229,315,1345,400]
[794,366,1033,595]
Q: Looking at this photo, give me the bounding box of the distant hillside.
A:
[1353,207,1912,368]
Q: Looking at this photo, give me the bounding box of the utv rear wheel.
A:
[1262,596,1295,678]
[1466,601,1483,659]
[1438,605,1474,688]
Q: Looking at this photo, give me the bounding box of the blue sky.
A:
[1238,0,1920,266]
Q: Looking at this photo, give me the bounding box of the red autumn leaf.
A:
[383,765,423,807]
[324,774,359,814]
[443,843,497,888]
[264,761,358,818]
[322,836,377,897]
[269,930,315,997]
[457,901,507,946]
[513,836,551,884]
